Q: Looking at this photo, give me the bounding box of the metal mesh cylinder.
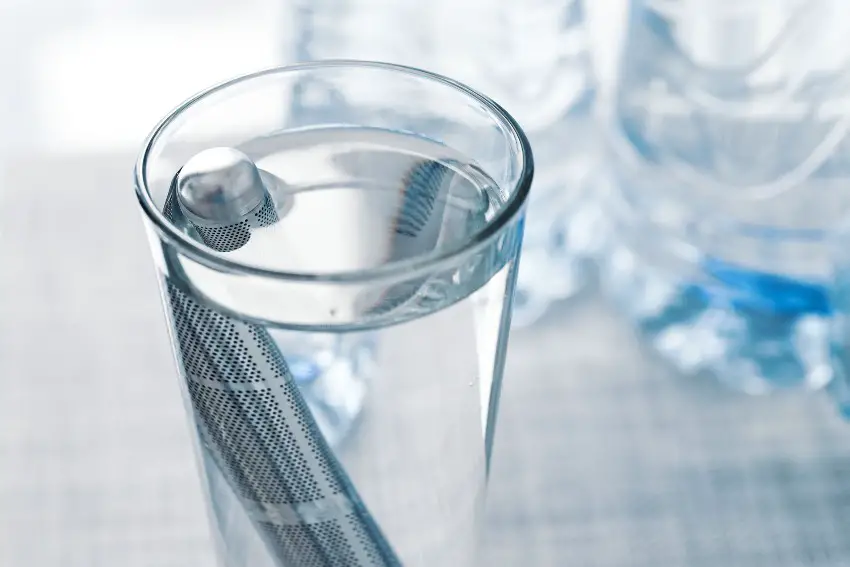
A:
[162,175,400,566]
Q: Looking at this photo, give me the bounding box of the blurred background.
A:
[5,0,850,566]
[0,0,620,158]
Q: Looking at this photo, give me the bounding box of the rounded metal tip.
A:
[177,147,266,224]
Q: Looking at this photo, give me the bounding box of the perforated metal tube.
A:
[161,156,400,566]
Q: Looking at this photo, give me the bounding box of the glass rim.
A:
[134,59,533,284]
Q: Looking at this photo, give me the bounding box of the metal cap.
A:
[177,147,267,224]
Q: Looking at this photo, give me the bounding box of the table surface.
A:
[2,153,850,566]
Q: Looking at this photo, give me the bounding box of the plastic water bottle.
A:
[600,0,850,393]
[289,0,605,327]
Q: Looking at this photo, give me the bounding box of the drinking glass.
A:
[134,61,532,566]
[600,0,850,394]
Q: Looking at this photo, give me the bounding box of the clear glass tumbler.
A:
[134,61,532,567]
[600,0,850,394]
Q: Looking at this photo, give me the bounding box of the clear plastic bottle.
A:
[601,0,850,393]
[289,0,605,327]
